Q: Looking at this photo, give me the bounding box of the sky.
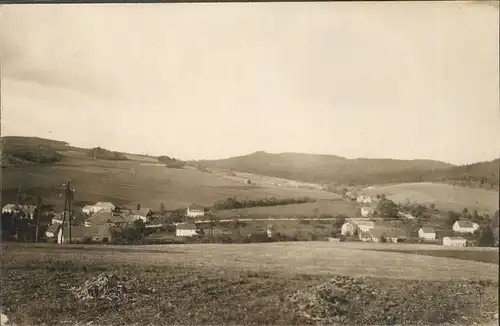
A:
[1,2,499,165]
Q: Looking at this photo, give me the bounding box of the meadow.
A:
[363,182,499,214]
[1,242,498,325]
[1,151,338,211]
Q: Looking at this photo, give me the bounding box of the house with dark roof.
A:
[57,225,112,244]
[84,211,133,228]
[452,220,479,234]
[418,227,436,240]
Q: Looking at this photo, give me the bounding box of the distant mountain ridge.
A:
[200,151,499,189]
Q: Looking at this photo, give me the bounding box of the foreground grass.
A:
[1,258,498,326]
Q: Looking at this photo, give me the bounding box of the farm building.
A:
[51,212,65,225]
[398,212,416,219]
[84,211,140,228]
[81,205,95,215]
[385,229,406,243]
[186,205,205,218]
[418,227,436,240]
[351,219,376,233]
[133,208,153,222]
[2,204,36,219]
[360,207,375,218]
[45,223,62,238]
[341,221,357,236]
[176,222,198,237]
[57,225,112,244]
[357,195,372,205]
[94,202,116,213]
[452,220,479,234]
[442,236,467,247]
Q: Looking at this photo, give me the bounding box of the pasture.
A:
[215,199,357,219]
[1,243,498,325]
[363,182,499,214]
[1,152,339,211]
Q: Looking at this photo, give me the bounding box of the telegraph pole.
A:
[35,196,42,243]
[61,181,75,244]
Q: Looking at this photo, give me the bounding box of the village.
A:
[2,189,496,247]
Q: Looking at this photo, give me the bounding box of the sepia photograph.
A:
[0,1,499,325]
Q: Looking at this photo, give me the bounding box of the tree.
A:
[159,202,166,217]
[447,211,460,227]
[136,203,141,211]
[478,225,494,247]
[377,198,398,218]
[462,207,469,216]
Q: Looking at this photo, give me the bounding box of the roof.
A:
[176,222,197,230]
[94,202,115,208]
[62,225,111,239]
[353,220,375,227]
[420,227,436,234]
[385,228,406,238]
[455,221,476,228]
[46,223,61,235]
[444,236,466,241]
[369,228,386,238]
[188,204,204,211]
[2,204,16,210]
[87,211,126,225]
[361,207,374,212]
[136,208,152,216]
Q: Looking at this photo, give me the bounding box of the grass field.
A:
[363,182,499,214]
[1,152,339,211]
[215,199,358,219]
[1,243,498,325]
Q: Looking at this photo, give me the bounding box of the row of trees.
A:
[5,149,62,164]
[157,155,184,169]
[213,196,315,210]
[87,147,128,161]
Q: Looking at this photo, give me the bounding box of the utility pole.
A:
[61,181,75,244]
[35,196,42,243]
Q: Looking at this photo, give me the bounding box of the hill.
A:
[200,151,454,185]
[200,152,499,189]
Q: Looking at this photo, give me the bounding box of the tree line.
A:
[88,147,128,161]
[212,196,315,210]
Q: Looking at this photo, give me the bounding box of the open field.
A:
[215,199,357,219]
[1,152,339,211]
[1,243,498,325]
[3,242,498,281]
[363,182,499,214]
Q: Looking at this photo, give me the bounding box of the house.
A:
[133,208,153,222]
[186,205,205,218]
[385,228,406,243]
[2,204,17,214]
[51,212,65,225]
[93,202,116,213]
[176,222,198,237]
[418,227,436,241]
[443,236,467,247]
[57,225,112,244]
[452,220,479,234]
[341,221,357,236]
[360,207,375,218]
[46,223,62,238]
[398,212,416,219]
[2,204,36,219]
[352,219,376,233]
[267,224,275,238]
[357,195,372,205]
[81,205,95,215]
[344,191,357,201]
[84,211,131,228]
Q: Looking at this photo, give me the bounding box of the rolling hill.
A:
[200,151,499,189]
[199,151,454,184]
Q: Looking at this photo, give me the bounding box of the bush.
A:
[88,147,127,161]
[213,196,315,210]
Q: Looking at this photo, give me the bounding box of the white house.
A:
[443,237,467,247]
[2,204,17,214]
[357,195,372,205]
[93,202,116,213]
[186,205,205,218]
[418,227,436,241]
[398,212,416,219]
[341,221,357,236]
[360,207,375,218]
[81,205,95,215]
[453,221,479,234]
[133,208,153,222]
[176,222,198,237]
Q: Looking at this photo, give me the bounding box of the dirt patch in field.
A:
[1,262,498,326]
